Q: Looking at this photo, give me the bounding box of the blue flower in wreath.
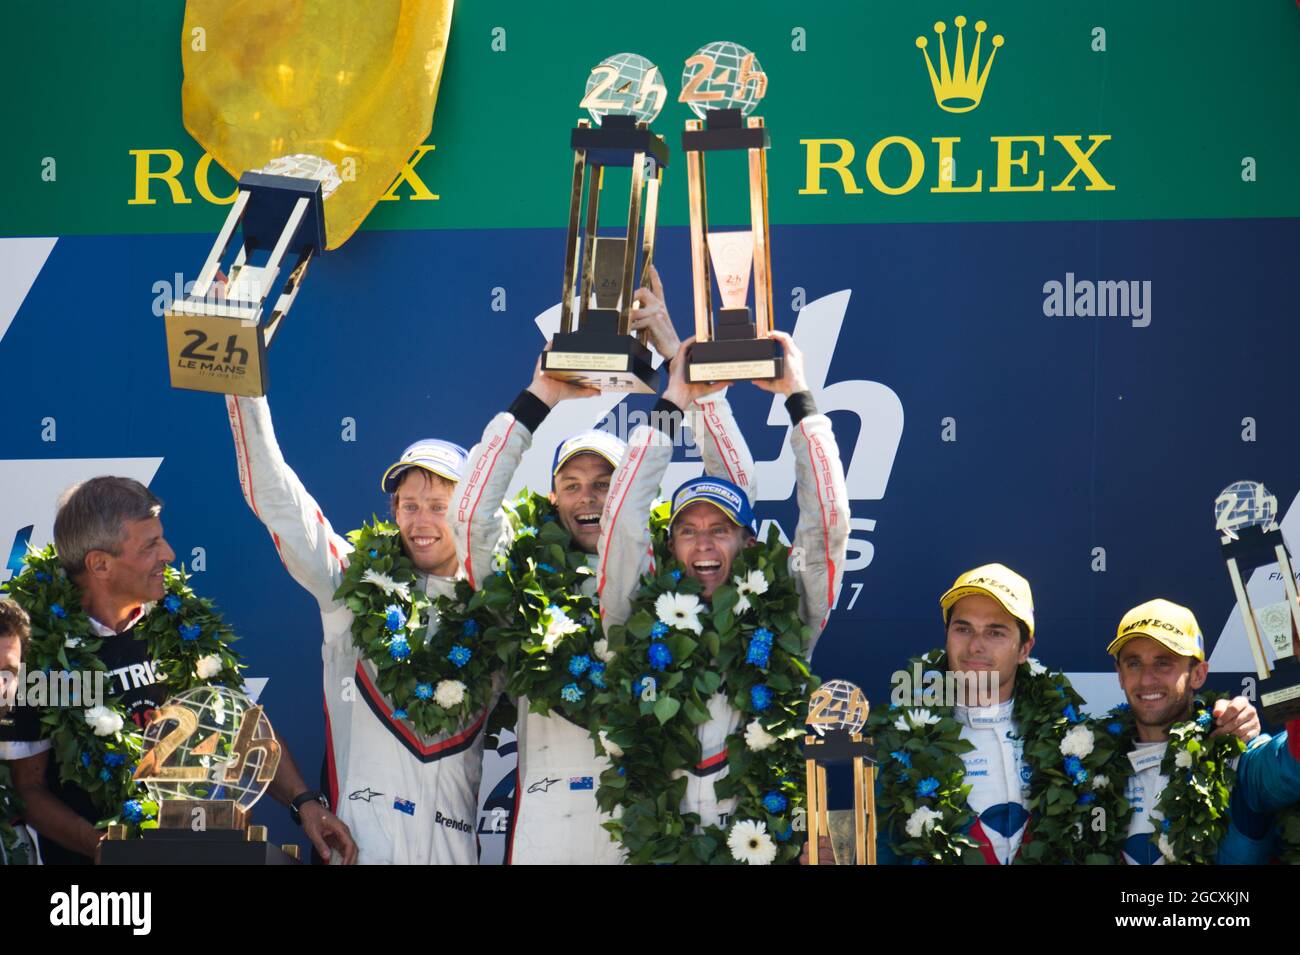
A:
[179,623,201,642]
[561,683,584,703]
[392,709,408,720]
[1115,702,1131,712]
[648,641,673,671]
[745,638,772,668]
[369,549,378,558]
[762,791,788,813]
[462,618,479,638]
[1196,710,1213,730]
[650,621,669,638]
[751,684,773,712]
[1063,756,1083,778]
[569,654,592,676]
[517,526,538,538]
[389,637,411,661]
[588,662,606,689]
[448,645,472,668]
[162,594,182,614]
[80,752,93,768]
[1063,703,1082,724]
[670,570,683,582]
[916,776,940,798]
[99,768,112,781]
[104,753,125,768]
[1077,793,1096,805]
[1161,818,1171,833]
[635,676,656,698]
[538,563,557,574]
[415,683,434,701]
[775,823,793,843]
[890,750,912,768]
[122,800,144,823]
[1106,721,1124,735]
[753,627,774,644]
[1074,768,1089,785]
[35,571,51,582]
[50,603,67,619]
[385,605,407,633]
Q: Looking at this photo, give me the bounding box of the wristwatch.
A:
[289,789,330,826]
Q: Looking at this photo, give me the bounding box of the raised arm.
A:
[753,333,849,653]
[453,356,598,590]
[225,395,351,614]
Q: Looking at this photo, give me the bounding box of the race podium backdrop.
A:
[3,2,1300,859]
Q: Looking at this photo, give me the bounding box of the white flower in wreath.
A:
[727,819,777,865]
[732,570,769,615]
[744,719,777,752]
[654,592,704,635]
[1091,774,1110,791]
[434,679,466,708]
[1026,657,1047,676]
[541,606,582,652]
[592,638,615,663]
[1174,748,1193,770]
[905,806,944,838]
[895,708,941,732]
[1059,724,1096,759]
[599,730,623,758]
[84,705,123,737]
[64,636,81,649]
[361,568,411,602]
[195,654,223,680]
[211,690,227,727]
[1157,833,1176,862]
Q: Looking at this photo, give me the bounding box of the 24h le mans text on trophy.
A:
[803,679,877,865]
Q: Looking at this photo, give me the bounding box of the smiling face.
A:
[87,516,175,604]
[945,593,1031,703]
[669,501,752,599]
[549,453,614,554]
[393,469,458,576]
[1115,635,1206,740]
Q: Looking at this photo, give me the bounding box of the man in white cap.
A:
[453,269,754,863]
[1107,598,1300,864]
[224,394,489,864]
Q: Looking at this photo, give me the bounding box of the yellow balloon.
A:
[180,0,454,249]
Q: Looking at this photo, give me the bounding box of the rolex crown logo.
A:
[916,16,1003,113]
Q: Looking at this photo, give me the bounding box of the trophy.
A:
[1215,480,1300,722]
[803,679,876,865]
[679,42,783,383]
[542,53,669,394]
[101,686,300,864]
[165,0,454,396]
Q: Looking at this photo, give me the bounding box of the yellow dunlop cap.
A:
[1107,598,1205,661]
[939,563,1035,637]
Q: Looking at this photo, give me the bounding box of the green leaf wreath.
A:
[593,521,815,865]
[481,492,606,724]
[335,521,501,737]
[1094,695,1244,865]
[0,763,29,864]
[870,650,1113,864]
[1279,805,1300,865]
[2,545,242,837]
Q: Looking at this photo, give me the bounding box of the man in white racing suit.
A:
[597,332,849,832]
[453,269,755,863]
[225,395,490,864]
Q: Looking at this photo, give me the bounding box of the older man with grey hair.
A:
[1,476,357,864]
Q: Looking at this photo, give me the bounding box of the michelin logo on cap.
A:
[669,477,757,534]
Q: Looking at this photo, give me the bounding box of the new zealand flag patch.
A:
[568,776,594,791]
[394,797,416,816]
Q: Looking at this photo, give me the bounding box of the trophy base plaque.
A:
[1258,656,1300,723]
[543,318,659,394]
[99,825,301,866]
[687,336,782,383]
[165,310,269,396]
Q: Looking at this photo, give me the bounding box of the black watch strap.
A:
[289,789,329,826]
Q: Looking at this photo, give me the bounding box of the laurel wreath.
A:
[1096,695,1244,865]
[0,763,29,864]
[592,516,815,865]
[2,545,242,838]
[336,521,501,738]
[870,650,1111,865]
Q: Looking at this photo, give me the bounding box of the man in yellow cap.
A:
[1107,598,1300,864]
